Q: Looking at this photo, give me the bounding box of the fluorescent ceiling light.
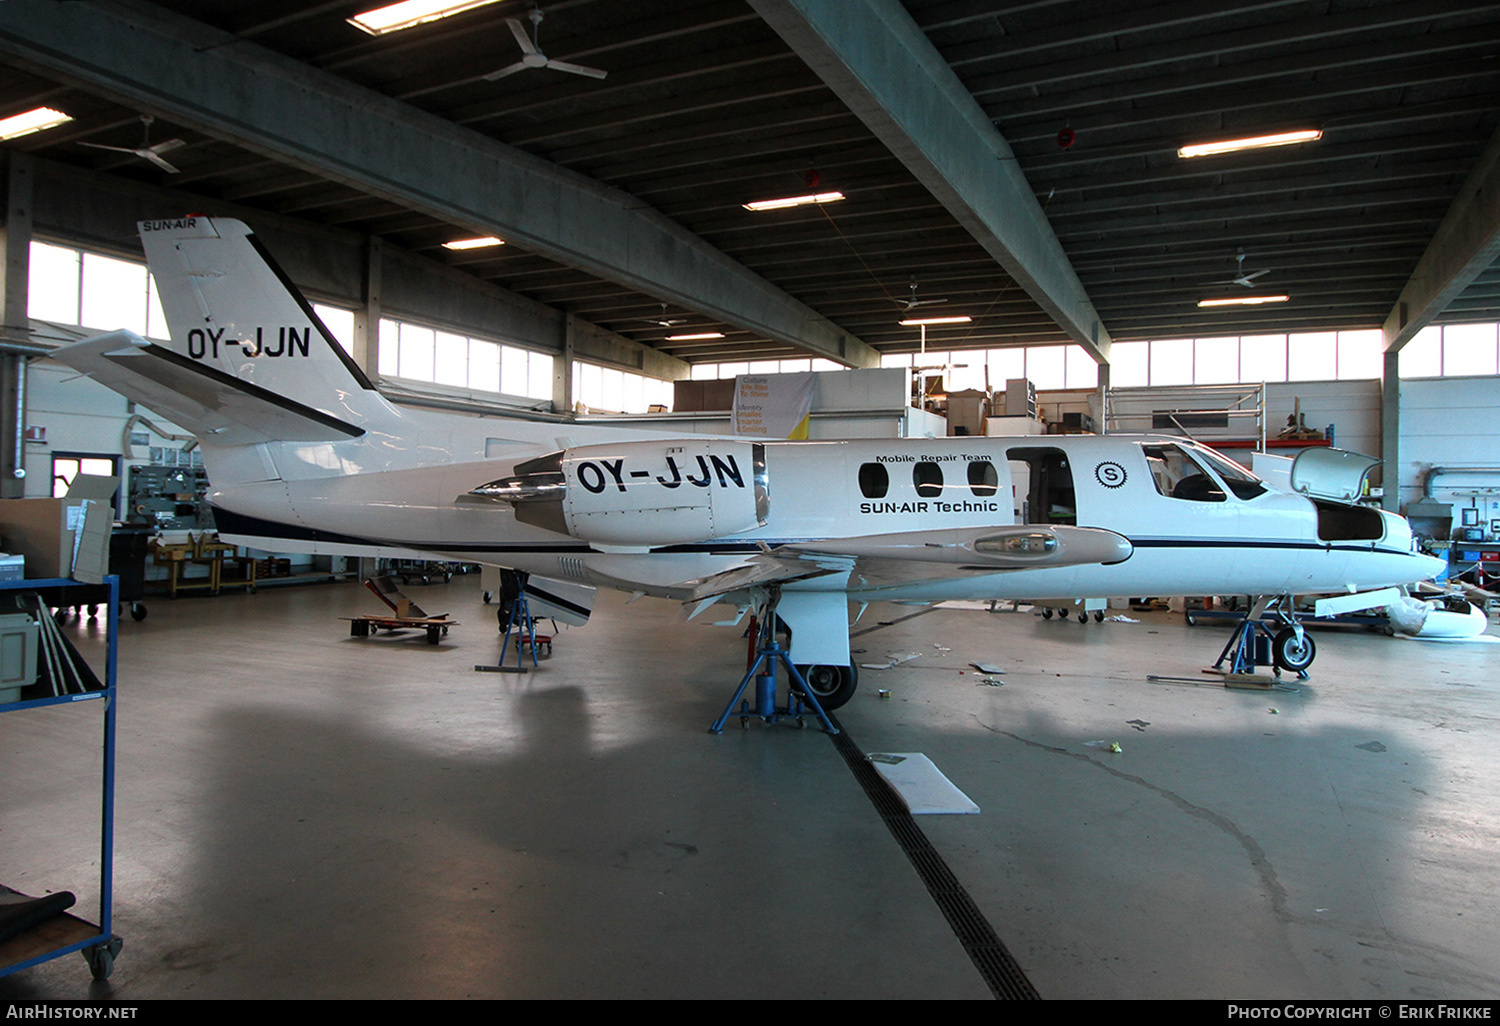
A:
[743,191,845,212]
[666,332,725,341]
[1197,295,1290,307]
[900,315,972,326]
[0,107,72,141]
[442,235,504,250]
[348,0,504,36]
[1178,130,1322,159]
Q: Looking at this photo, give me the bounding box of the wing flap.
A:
[582,551,838,602]
[48,331,364,444]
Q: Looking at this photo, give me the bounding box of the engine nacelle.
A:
[475,439,769,546]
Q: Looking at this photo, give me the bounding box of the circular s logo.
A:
[1094,462,1127,488]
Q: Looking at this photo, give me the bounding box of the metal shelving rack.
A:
[1104,382,1266,447]
[0,576,122,982]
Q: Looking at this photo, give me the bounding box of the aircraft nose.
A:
[1418,552,1447,581]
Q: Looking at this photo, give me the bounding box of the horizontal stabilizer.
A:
[49,331,364,445]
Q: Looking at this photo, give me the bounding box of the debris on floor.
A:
[860,652,922,670]
[1084,740,1124,753]
[1107,615,1140,623]
[970,662,1004,674]
[867,753,980,815]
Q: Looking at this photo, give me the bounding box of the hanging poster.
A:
[731,373,815,439]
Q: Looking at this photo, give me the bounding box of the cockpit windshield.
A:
[1183,442,1268,501]
[1141,441,1268,502]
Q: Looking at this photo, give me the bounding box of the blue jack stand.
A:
[710,598,839,735]
[475,585,538,674]
[1212,597,1314,680]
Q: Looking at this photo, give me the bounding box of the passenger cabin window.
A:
[858,462,889,499]
[1142,443,1225,502]
[913,461,943,498]
[967,460,999,497]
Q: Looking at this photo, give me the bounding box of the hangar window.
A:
[858,462,889,499]
[967,460,999,497]
[380,317,557,403]
[913,461,944,498]
[571,360,672,414]
[28,241,168,340]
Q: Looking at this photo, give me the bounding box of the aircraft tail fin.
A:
[134,215,393,430]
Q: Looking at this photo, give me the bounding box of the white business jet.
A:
[50,217,1445,709]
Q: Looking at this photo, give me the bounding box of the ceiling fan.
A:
[639,303,685,328]
[484,7,607,81]
[79,115,185,174]
[895,276,949,312]
[1212,249,1272,288]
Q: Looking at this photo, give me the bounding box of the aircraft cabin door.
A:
[1006,447,1077,526]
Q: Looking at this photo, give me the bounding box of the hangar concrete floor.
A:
[2,575,1498,1000]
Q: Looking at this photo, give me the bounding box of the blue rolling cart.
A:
[0,576,122,981]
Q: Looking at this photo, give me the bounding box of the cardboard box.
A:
[703,379,735,411]
[0,475,116,583]
[673,379,705,412]
[671,379,735,413]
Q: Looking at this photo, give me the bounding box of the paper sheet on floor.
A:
[867,753,979,815]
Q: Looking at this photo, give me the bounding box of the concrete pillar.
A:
[553,313,576,414]
[1381,349,1401,512]
[353,235,382,376]
[1,154,34,498]
[1095,360,1110,435]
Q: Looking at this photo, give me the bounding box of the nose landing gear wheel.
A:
[1272,626,1316,673]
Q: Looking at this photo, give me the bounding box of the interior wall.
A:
[1265,379,1383,457]
[1396,376,1500,520]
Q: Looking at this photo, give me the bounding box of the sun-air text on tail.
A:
[51,216,1446,710]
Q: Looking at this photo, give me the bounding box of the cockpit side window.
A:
[1141,443,1225,502]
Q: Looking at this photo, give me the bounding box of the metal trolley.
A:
[0,576,123,982]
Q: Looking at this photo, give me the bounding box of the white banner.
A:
[732,373,815,439]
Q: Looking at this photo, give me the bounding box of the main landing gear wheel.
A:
[793,663,858,710]
[1272,626,1316,673]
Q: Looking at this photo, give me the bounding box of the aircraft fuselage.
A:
[207,422,1443,605]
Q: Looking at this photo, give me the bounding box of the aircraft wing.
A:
[771,523,1133,590]
[619,524,1134,608]
[48,331,364,444]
